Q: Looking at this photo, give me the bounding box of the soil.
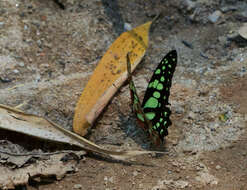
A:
[0,0,247,189]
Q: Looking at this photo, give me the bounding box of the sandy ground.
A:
[0,0,247,189]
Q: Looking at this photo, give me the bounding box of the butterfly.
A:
[126,50,177,145]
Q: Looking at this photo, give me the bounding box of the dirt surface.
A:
[0,0,247,189]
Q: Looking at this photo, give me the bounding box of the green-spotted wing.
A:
[127,50,177,145]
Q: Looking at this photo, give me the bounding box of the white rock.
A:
[208,10,222,23]
[73,184,82,189]
[239,23,247,39]
[216,165,221,170]
[124,23,132,31]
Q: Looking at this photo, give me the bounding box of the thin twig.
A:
[0,149,76,157]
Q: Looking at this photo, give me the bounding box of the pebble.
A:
[133,171,138,176]
[187,111,196,120]
[0,77,12,83]
[208,10,222,23]
[172,161,180,167]
[184,0,196,11]
[24,25,28,30]
[198,163,204,168]
[196,166,202,171]
[177,180,189,188]
[124,22,132,31]
[109,176,114,183]
[189,11,198,22]
[13,69,19,74]
[220,5,237,13]
[216,165,221,170]
[211,180,218,185]
[18,62,25,67]
[218,36,228,46]
[0,22,4,28]
[37,39,42,48]
[73,184,82,189]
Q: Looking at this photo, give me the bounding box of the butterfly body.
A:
[127,50,177,145]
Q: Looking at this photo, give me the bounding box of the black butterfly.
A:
[127,50,177,145]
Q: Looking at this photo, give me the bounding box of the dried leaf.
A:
[0,152,84,189]
[73,21,153,136]
[0,104,163,161]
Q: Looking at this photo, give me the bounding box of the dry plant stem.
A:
[0,149,74,157]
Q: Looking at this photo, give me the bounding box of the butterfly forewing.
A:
[141,50,177,140]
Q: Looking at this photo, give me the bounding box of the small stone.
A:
[0,22,4,28]
[172,161,180,167]
[73,184,82,189]
[40,63,49,68]
[168,170,172,174]
[37,39,42,47]
[198,163,204,168]
[175,106,184,114]
[208,10,222,23]
[124,22,132,31]
[189,11,198,22]
[13,69,19,74]
[108,176,114,183]
[18,62,25,67]
[211,180,218,185]
[218,36,228,45]
[196,166,202,171]
[0,77,11,83]
[24,25,28,30]
[184,0,196,11]
[187,111,196,120]
[216,165,221,170]
[133,171,138,176]
[220,5,237,13]
[177,180,189,188]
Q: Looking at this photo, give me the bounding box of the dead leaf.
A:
[0,152,85,189]
[73,21,153,136]
[0,104,164,161]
